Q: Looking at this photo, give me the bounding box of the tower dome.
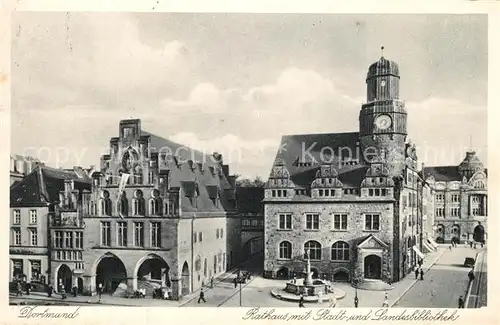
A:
[367,56,400,80]
[458,150,484,179]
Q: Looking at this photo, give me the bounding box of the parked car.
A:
[464,257,475,267]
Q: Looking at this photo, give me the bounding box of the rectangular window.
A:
[333,214,348,230]
[30,228,38,246]
[305,214,320,230]
[199,232,203,242]
[12,259,23,280]
[251,220,258,226]
[435,208,445,217]
[30,210,37,224]
[193,232,197,243]
[271,190,276,197]
[435,193,445,203]
[30,260,41,282]
[365,214,380,231]
[117,222,128,247]
[278,214,292,230]
[64,231,73,248]
[451,194,460,203]
[318,189,324,197]
[54,231,63,248]
[368,189,374,196]
[100,222,111,246]
[374,188,380,196]
[451,207,460,217]
[151,222,161,248]
[12,228,21,245]
[75,232,83,249]
[381,188,387,196]
[134,222,144,247]
[13,209,21,225]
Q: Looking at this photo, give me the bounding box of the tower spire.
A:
[381,45,385,58]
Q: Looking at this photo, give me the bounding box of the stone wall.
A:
[264,201,395,280]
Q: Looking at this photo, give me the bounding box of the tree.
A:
[235,175,266,187]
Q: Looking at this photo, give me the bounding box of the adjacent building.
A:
[10,155,44,186]
[263,55,425,288]
[9,166,91,289]
[80,119,237,300]
[423,151,487,244]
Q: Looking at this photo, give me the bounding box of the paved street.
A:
[394,246,484,308]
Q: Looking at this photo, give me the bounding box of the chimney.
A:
[222,164,229,177]
[213,152,223,165]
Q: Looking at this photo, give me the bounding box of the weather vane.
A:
[381,45,385,57]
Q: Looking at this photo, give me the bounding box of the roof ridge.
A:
[142,130,208,159]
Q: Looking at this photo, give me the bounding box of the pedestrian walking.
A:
[468,269,475,282]
[469,241,473,248]
[414,268,419,279]
[382,298,389,307]
[299,294,305,308]
[60,287,67,300]
[98,283,103,302]
[354,296,359,308]
[420,269,424,280]
[48,285,53,298]
[26,282,31,295]
[233,277,238,288]
[197,288,206,303]
[211,276,215,288]
[293,276,297,284]
[458,295,465,308]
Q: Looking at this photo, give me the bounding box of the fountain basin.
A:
[284,278,331,296]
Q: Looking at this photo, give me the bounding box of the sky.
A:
[11,13,488,178]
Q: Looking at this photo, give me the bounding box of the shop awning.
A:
[412,245,425,259]
[427,238,439,248]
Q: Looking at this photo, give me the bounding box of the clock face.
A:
[380,80,386,87]
[375,115,392,130]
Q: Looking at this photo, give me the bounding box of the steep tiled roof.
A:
[271,132,366,188]
[236,187,264,214]
[142,131,236,213]
[423,166,461,182]
[10,166,92,207]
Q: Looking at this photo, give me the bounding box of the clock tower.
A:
[359,51,408,177]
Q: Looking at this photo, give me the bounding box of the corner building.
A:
[264,55,425,288]
[81,119,237,300]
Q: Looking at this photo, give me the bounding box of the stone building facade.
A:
[264,55,424,288]
[423,151,487,244]
[80,119,237,300]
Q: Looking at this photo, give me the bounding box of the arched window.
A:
[118,193,128,217]
[304,241,322,260]
[279,241,292,259]
[150,190,162,216]
[195,255,202,272]
[331,241,350,261]
[474,181,485,190]
[101,191,112,216]
[149,199,156,215]
[133,190,145,215]
[155,198,163,215]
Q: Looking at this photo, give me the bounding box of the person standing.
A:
[299,294,305,308]
[48,284,53,298]
[211,276,215,288]
[415,268,419,280]
[458,295,465,308]
[198,288,206,303]
[16,281,22,297]
[354,296,359,308]
[60,287,67,300]
[420,269,424,280]
[98,283,103,302]
[468,269,475,282]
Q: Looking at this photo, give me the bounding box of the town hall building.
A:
[263,54,425,289]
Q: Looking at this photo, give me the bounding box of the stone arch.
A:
[275,266,289,280]
[134,253,170,288]
[92,252,128,294]
[55,264,72,292]
[364,255,382,279]
[333,267,350,282]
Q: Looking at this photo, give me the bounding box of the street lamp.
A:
[353,278,359,308]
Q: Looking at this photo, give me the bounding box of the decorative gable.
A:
[266,159,295,189]
[361,162,394,187]
[358,234,389,249]
[311,164,343,188]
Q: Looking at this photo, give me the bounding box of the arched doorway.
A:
[364,255,382,279]
[95,254,127,294]
[436,224,445,243]
[276,267,289,280]
[451,225,461,244]
[181,262,190,295]
[474,223,485,243]
[57,264,72,292]
[333,270,350,282]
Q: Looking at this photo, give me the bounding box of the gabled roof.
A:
[236,187,264,214]
[358,234,389,249]
[141,131,236,213]
[10,166,92,207]
[270,132,366,189]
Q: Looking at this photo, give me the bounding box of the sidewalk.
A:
[333,247,445,308]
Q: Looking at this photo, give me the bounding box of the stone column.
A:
[128,277,138,291]
[170,279,181,300]
[83,275,96,296]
